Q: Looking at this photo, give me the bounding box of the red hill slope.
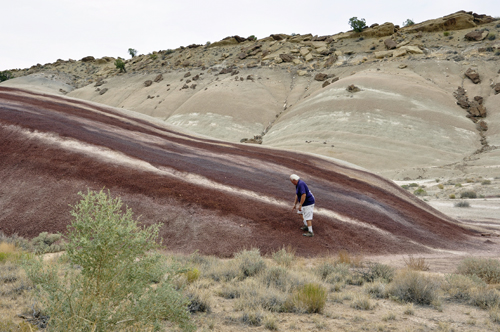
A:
[0,87,481,256]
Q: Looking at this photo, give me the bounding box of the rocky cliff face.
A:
[2,11,500,180]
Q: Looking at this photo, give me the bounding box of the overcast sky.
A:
[1,0,498,71]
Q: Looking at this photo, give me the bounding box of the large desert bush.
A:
[23,189,194,332]
[456,257,500,284]
[348,17,367,32]
[235,248,266,278]
[386,269,441,305]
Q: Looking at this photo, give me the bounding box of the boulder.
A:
[270,34,284,41]
[304,53,314,62]
[314,73,328,81]
[384,39,397,50]
[81,56,95,62]
[465,68,481,84]
[280,54,294,62]
[493,83,500,95]
[144,80,153,87]
[465,30,488,41]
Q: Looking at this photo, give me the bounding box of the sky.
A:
[1,0,498,71]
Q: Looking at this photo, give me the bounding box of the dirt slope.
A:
[0,86,486,256]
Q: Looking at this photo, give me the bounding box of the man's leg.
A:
[307,220,313,234]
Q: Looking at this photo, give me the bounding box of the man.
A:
[290,174,315,237]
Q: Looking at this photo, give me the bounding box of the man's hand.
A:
[298,204,302,211]
[292,204,296,211]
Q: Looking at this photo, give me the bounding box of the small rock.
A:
[192,74,200,81]
[99,88,108,95]
[184,72,191,78]
[81,56,95,62]
[186,79,191,83]
[322,81,331,88]
[347,84,360,93]
[465,68,481,84]
[154,74,163,83]
[182,84,189,89]
[314,73,328,81]
[297,70,307,76]
[190,84,197,89]
[493,83,500,94]
[398,64,407,69]
[477,120,488,131]
[144,80,153,87]
[280,54,294,62]
[474,96,483,104]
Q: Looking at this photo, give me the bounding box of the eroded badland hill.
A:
[1,11,500,256]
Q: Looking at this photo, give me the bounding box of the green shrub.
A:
[409,183,419,187]
[248,35,257,41]
[488,33,496,41]
[350,294,374,310]
[293,283,327,313]
[401,185,410,190]
[186,268,200,283]
[0,70,13,82]
[272,246,295,267]
[482,180,492,185]
[114,59,126,72]
[149,53,158,60]
[361,262,394,282]
[31,232,64,254]
[442,274,485,301]
[403,19,415,27]
[165,49,174,55]
[469,286,500,309]
[348,17,367,32]
[449,194,456,199]
[461,191,477,199]
[456,257,500,284]
[443,31,450,36]
[261,266,289,291]
[386,269,441,305]
[128,48,137,58]
[205,260,239,282]
[454,201,470,208]
[413,188,427,196]
[364,280,387,299]
[23,189,194,332]
[438,184,444,189]
[235,248,266,278]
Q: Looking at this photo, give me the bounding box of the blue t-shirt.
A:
[296,179,315,206]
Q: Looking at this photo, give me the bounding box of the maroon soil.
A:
[0,87,486,257]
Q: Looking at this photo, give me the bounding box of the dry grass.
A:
[403,255,430,271]
[3,233,500,331]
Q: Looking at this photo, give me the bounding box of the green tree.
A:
[128,48,137,58]
[348,17,367,32]
[403,19,415,27]
[114,58,126,73]
[24,189,194,332]
[0,70,13,82]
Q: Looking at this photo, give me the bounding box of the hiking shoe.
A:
[300,226,309,231]
[303,232,314,237]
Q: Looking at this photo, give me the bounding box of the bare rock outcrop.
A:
[360,22,396,38]
[401,11,495,33]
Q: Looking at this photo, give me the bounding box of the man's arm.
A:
[292,195,298,210]
[298,194,306,210]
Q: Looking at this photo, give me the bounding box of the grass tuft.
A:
[386,269,441,305]
[403,256,430,271]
